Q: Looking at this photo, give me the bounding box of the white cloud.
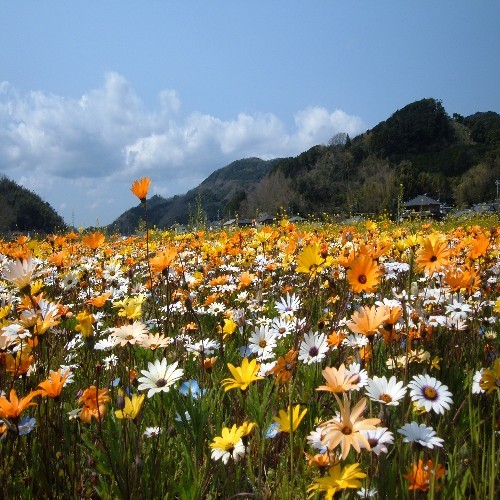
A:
[0,72,366,227]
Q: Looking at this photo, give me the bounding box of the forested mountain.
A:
[110,98,500,232]
[109,157,280,232]
[237,99,500,218]
[0,176,67,234]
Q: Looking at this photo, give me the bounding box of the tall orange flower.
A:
[346,254,381,294]
[150,247,178,274]
[416,234,450,275]
[131,177,151,203]
[0,389,42,422]
[404,459,446,491]
[78,386,110,423]
[38,368,69,399]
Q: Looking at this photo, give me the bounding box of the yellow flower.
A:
[209,424,246,464]
[296,243,326,278]
[480,358,500,395]
[307,462,366,499]
[114,295,145,320]
[273,404,307,433]
[75,310,95,339]
[221,358,264,391]
[115,393,145,420]
[221,318,238,339]
[493,299,500,314]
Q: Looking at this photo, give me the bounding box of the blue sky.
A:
[1,1,499,227]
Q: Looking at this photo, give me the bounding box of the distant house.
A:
[256,213,275,224]
[404,194,442,218]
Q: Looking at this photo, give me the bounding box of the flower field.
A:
[0,180,499,499]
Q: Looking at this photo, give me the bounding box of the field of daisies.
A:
[0,179,499,499]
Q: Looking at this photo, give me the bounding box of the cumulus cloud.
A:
[0,72,366,226]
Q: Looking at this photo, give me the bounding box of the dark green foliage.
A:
[0,176,67,234]
[369,98,456,159]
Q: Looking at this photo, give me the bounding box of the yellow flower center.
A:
[423,387,437,400]
[380,394,393,403]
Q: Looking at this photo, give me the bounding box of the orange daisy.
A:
[346,254,381,294]
[416,234,450,275]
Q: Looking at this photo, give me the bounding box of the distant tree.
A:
[328,132,348,148]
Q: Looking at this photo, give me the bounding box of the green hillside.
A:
[0,176,67,234]
[238,98,500,218]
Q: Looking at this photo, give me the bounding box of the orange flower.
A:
[346,254,381,294]
[5,351,33,376]
[304,451,333,468]
[327,330,345,348]
[150,247,178,274]
[82,232,106,250]
[444,267,479,294]
[131,177,151,202]
[346,305,389,337]
[468,232,489,259]
[379,304,403,342]
[47,251,68,267]
[238,271,255,289]
[320,394,380,459]
[87,292,111,308]
[78,386,110,423]
[268,349,298,385]
[404,459,446,491]
[203,356,218,370]
[38,368,69,399]
[0,389,42,421]
[317,364,359,394]
[416,234,450,275]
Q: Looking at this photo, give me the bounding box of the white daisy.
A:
[143,426,161,438]
[342,333,369,349]
[408,374,453,414]
[306,426,328,453]
[398,422,444,449]
[365,375,407,406]
[346,363,369,391]
[248,326,277,360]
[275,292,301,316]
[185,338,219,355]
[360,428,394,455]
[61,271,80,290]
[269,316,295,338]
[472,369,485,394]
[445,300,472,323]
[298,331,329,365]
[109,321,148,347]
[137,358,184,398]
[210,438,245,464]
